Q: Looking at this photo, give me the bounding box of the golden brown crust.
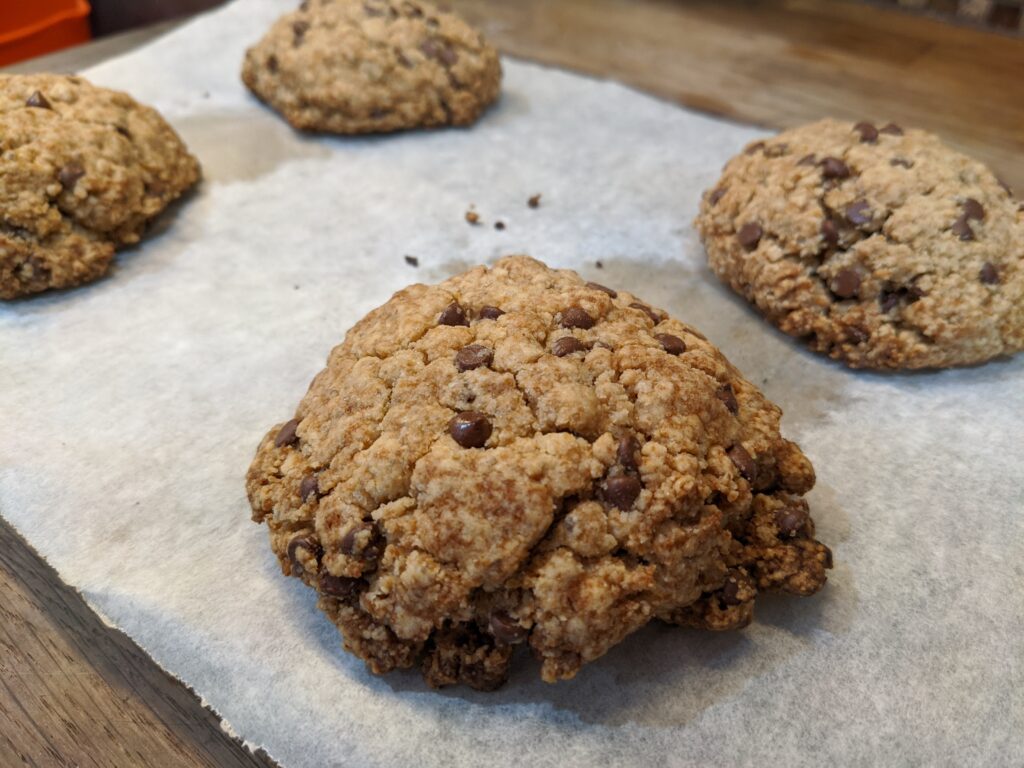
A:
[695,118,1024,369]
[246,256,831,689]
[0,74,200,299]
[241,0,501,134]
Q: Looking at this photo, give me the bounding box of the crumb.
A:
[595,261,603,269]
[293,285,300,290]
[528,194,541,209]
[404,255,419,267]
[465,209,480,225]
[494,221,505,231]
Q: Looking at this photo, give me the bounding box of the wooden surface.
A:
[1,1,1021,766]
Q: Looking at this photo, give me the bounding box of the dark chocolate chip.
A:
[586,281,617,298]
[716,383,739,414]
[979,262,1000,285]
[853,121,878,143]
[528,194,541,208]
[552,336,586,357]
[340,522,382,565]
[655,333,686,355]
[822,545,834,569]
[727,445,756,481]
[721,577,742,605]
[455,344,493,371]
[879,290,900,313]
[797,153,817,166]
[318,572,362,600]
[951,215,974,241]
[820,156,850,180]
[604,475,642,510]
[847,325,869,344]
[115,125,131,139]
[299,474,320,502]
[962,198,985,221]
[708,186,727,205]
[820,218,839,246]
[737,222,763,250]
[58,163,85,189]
[478,305,505,320]
[287,534,321,577]
[845,200,872,226]
[438,301,469,326]
[292,20,309,44]
[489,611,527,644]
[890,157,914,169]
[831,268,862,299]
[879,123,903,136]
[420,39,456,65]
[775,506,808,538]
[629,302,661,325]
[561,306,595,329]
[617,435,640,471]
[267,54,279,73]
[448,411,492,448]
[404,254,419,267]
[274,418,300,448]
[745,141,765,155]
[25,91,51,109]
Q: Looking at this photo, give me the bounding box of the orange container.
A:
[0,0,91,67]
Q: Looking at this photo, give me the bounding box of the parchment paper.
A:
[2,1,1022,765]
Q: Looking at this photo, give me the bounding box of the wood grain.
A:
[1,1,1021,765]
[448,0,1024,190]
[0,517,277,768]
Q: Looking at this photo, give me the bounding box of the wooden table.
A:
[2,2,1022,765]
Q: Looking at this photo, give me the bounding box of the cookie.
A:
[0,74,200,300]
[246,255,831,690]
[241,0,501,134]
[695,118,1024,369]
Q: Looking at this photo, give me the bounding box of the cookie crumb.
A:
[595,260,604,269]
[465,209,480,225]
[494,221,505,231]
[527,194,541,209]
[404,255,419,267]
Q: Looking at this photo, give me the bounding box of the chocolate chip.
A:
[655,333,686,355]
[764,142,789,158]
[287,534,321,577]
[404,254,419,267]
[962,198,985,221]
[604,475,642,510]
[717,383,739,414]
[438,301,469,326]
[879,123,903,136]
[58,163,85,189]
[25,91,51,109]
[489,611,527,644]
[951,215,974,241]
[292,20,309,45]
[448,411,492,448]
[267,54,279,73]
[708,186,727,205]
[847,325,869,344]
[478,305,504,320]
[552,336,586,357]
[561,306,595,329]
[586,281,617,298]
[845,200,872,226]
[299,474,320,502]
[997,178,1013,196]
[797,153,817,166]
[274,418,300,448]
[775,506,808,538]
[318,572,362,600]
[744,141,765,155]
[820,156,850,180]
[115,126,131,139]
[737,222,763,250]
[879,290,900,313]
[455,344,493,371]
[820,218,839,246]
[494,221,505,230]
[890,157,914,169]
[340,522,382,567]
[831,268,862,299]
[721,577,742,605]
[853,121,878,143]
[528,194,541,208]
[629,302,661,325]
[979,262,1000,285]
[420,39,456,65]
[617,435,640,471]
[727,445,756,481]
[822,545,834,569]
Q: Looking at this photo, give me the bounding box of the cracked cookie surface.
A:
[241,0,501,134]
[0,74,200,299]
[246,255,831,690]
[695,118,1024,369]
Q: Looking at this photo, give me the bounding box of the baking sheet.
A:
[2,1,1022,765]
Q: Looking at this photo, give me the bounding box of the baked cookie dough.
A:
[0,74,200,300]
[241,0,501,134]
[695,118,1024,369]
[246,255,832,690]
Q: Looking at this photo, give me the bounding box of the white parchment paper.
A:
[2,1,1022,765]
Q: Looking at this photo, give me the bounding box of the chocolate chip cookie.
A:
[246,255,832,690]
[0,74,200,300]
[695,118,1024,369]
[241,0,501,134]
